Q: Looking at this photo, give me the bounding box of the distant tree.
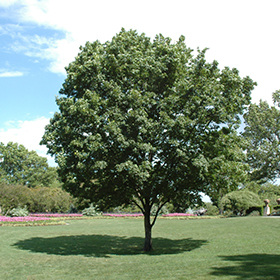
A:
[243,181,280,207]
[258,183,280,206]
[220,190,261,215]
[41,29,255,251]
[204,132,249,206]
[0,142,59,188]
[243,91,280,183]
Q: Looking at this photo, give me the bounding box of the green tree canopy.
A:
[41,29,255,251]
[204,131,249,206]
[0,142,59,188]
[243,181,280,206]
[243,91,280,183]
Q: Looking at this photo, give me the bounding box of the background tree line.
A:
[0,142,75,214]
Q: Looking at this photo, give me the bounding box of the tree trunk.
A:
[143,212,153,252]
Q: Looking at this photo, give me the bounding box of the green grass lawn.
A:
[0,217,279,279]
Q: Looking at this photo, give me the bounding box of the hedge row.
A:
[0,183,74,214]
[246,205,264,216]
[246,205,280,216]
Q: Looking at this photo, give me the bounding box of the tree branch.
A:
[131,197,145,214]
[151,199,169,228]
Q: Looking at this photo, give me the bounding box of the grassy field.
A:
[0,216,279,279]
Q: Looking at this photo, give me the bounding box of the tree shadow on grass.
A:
[210,254,280,279]
[12,235,207,257]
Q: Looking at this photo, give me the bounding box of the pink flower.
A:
[29,213,83,217]
[0,216,50,222]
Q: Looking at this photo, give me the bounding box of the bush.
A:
[204,203,219,216]
[68,204,78,213]
[246,205,264,216]
[0,184,31,214]
[248,211,261,216]
[220,190,262,216]
[272,205,280,215]
[9,205,29,217]
[0,183,74,214]
[29,187,73,213]
[82,204,102,216]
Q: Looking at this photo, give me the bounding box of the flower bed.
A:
[29,213,83,218]
[0,216,50,222]
[102,213,143,217]
[0,215,61,227]
[162,213,197,217]
[0,213,88,226]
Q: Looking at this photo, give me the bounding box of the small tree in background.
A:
[243,181,280,207]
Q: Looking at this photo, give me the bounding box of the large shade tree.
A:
[41,29,255,251]
[243,90,280,183]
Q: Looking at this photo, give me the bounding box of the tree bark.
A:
[143,212,153,251]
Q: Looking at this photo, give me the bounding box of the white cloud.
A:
[0,117,56,166]
[0,0,19,7]
[0,71,24,77]
[1,0,280,104]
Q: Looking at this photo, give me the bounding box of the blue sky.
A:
[1,0,280,169]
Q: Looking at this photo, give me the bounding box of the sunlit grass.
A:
[0,217,279,279]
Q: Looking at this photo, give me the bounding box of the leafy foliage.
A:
[0,183,73,214]
[68,204,78,213]
[204,132,249,205]
[41,29,255,250]
[220,190,261,215]
[82,203,102,216]
[151,204,170,216]
[0,184,30,214]
[242,181,280,207]
[243,92,280,183]
[9,205,29,217]
[247,211,261,216]
[204,202,219,216]
[28,186,74,213]
[0,142,60,188]
[246,206,263,216]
